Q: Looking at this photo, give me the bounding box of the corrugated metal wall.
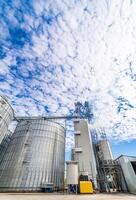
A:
[0,119,65,191]
[0,96,14,144]
[118,156,136,194]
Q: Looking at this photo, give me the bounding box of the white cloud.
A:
[1,0,136,150]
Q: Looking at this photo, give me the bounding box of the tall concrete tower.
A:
[73,119,97,187]
[98,139,113,161]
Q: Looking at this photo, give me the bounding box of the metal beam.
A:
[15,115,83,121]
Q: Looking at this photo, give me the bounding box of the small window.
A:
[131,161,136,174]
[74,147,83,153]
[73,119,80,123]
[74,131,81,135]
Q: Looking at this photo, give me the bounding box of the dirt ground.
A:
[0,193,136,200]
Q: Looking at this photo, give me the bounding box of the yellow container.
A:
[80,181,93,194]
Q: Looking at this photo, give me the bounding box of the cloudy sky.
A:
[0,0,136,157]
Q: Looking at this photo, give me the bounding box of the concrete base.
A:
[0,193,135,200]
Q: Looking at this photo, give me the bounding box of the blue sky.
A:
[0,0,136,157]
[111,139,136,159]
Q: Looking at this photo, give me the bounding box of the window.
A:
[131,161,136,174]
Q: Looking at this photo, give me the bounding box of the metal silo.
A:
[0,95,14,144]
[0,131,12,164]
[0,119,65,191]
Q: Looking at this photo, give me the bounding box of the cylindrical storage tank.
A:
[98,140,113,160]
[66,161,78,185]
[0,131,12,164]
[0,96,14,144]
[0,119,65,191]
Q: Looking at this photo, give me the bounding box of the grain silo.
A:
[0,95,14,144]
[0,119,65,191]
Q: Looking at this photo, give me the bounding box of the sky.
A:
[0,0,136,157]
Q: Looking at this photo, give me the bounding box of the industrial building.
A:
[0,96,135,195]
[116,155,136,194]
